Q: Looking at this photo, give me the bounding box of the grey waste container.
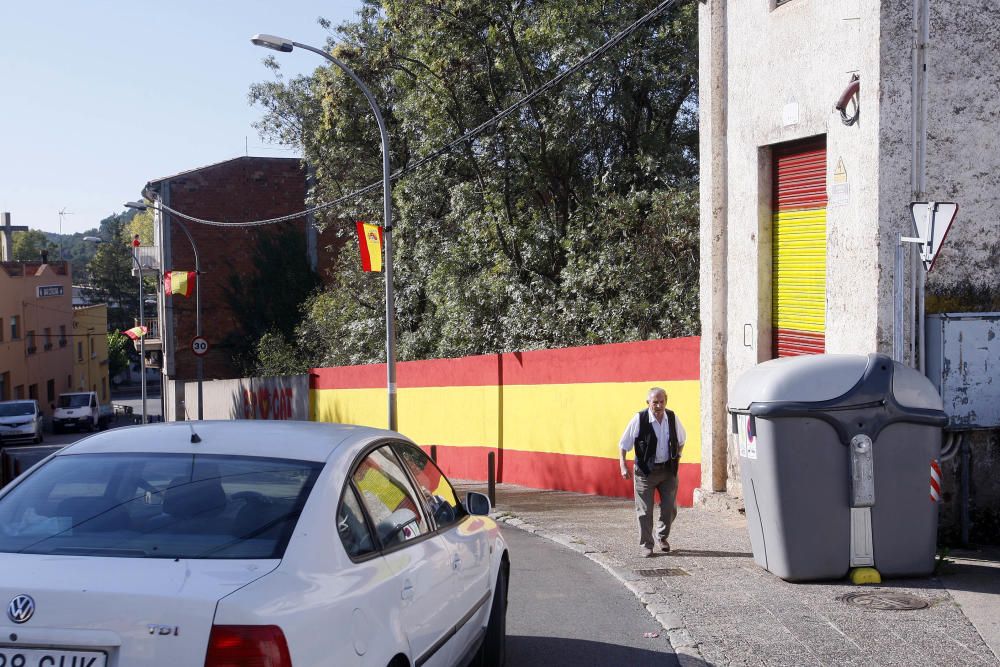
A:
[727,353,947,582]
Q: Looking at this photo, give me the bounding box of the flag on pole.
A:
[164,270,196,297]
[355,221,383,272]
[124,326,148,340]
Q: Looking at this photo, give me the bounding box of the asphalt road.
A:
[504,527,678,666]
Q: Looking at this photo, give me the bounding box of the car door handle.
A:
[452,554,462,570]
[401,580,414,601]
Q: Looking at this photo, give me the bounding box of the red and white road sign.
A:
[191,336,210,356]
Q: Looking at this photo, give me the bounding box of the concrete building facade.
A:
[0,261,74,415]
[698,0,1000,541]
[71,304,110,404]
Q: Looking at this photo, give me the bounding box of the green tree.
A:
[12,230,57,262]
[224,227,321,374]
[251,0,699,366]
[107,330,132,381]
[87,213,151,331]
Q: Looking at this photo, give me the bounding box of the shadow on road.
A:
[507,635,703,667]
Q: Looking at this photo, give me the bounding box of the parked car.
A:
[0,421,509,667]
[51,392,112,433]
[0,400,44,444]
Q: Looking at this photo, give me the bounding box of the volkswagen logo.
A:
[7,594,35,624]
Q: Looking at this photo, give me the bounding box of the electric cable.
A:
[151,0,688,229]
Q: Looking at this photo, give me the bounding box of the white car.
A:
[0,400,44,445]
[0,421,509,667]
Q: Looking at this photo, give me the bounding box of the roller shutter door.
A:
[772,138,827,357]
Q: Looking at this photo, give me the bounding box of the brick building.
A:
[141,156,336,421]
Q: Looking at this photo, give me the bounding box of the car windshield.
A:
[58,395,90,408]
[0,452,322,559]
[0,402,34,417]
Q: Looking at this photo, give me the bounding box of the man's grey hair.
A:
[647,387,667,400]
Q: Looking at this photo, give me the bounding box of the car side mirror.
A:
[465,492,492,516]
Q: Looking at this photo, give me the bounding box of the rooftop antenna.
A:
[57,208,73,260]
[181,401,202,442]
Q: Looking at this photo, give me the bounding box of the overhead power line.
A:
[156,0,687,229]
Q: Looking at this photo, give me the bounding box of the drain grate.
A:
[837,592,929,610]
[636,568,689,577]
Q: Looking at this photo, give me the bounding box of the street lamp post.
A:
[84,236,147,423]
[251,33,398,430]
[125,201,203,420]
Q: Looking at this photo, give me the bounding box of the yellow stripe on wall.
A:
[313,380,701,464]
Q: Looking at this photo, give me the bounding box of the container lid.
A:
[727,354,871,411]
[891,361,944,410]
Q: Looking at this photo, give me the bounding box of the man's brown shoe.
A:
[659,539,671,553]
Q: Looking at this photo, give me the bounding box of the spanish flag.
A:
[164,271,196,297]
[355,221,383,272]
[124,326,148,340]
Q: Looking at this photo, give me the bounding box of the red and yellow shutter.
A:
[772,138,827,357]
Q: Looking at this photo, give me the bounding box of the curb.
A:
[493,512,706,665]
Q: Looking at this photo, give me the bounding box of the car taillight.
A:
[204,625,292,667]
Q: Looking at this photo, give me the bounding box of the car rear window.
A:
[0,453,322,559]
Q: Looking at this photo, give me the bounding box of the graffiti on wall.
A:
[242,387,296,420]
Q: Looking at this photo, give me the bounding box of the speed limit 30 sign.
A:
[191,336,210,356]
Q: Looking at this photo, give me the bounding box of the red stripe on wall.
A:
[311,337,700,390]
[774,328,826,357]
[428,445,701,507]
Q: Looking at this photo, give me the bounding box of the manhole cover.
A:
[636,568,689,577]
[837,592,929,610]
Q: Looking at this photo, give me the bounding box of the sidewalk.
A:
[458,481,1000,666]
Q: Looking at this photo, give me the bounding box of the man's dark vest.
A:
[634,409,680,476]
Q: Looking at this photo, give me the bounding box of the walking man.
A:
[618,387,687,557]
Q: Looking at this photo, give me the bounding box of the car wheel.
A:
[53,423,62,435]
[476,567,508,667]
[34,430,42,444]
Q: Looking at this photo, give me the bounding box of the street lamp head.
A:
[251,34,294,53]
[124,201,149,212]
[82,236,102,244]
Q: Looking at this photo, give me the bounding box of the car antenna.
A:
[182,401,202,443]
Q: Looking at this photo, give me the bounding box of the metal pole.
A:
[487,451,496,508]
[893,241,904,361]
[172,218,203,420]
[133,253,147,424]
[291,41,397,431]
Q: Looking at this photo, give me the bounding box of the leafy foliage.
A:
[224,227,321,375]
[86,213,153,332]
[12,230,57,262]
[107,330,132,381]
[251,0,699,366]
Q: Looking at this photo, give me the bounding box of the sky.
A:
[0,0,363,236]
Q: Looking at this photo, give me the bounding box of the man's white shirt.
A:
[619,408,687,463]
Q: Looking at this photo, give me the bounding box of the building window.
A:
[77,341,84,362]
[0,318,4,343]
[47,379,55,404]
[29,384,38,401]
[0,372,8,401]
[14,385,24,400]
[10,316,19,341]
[90,336,96,359]
[26,331,36,355]
[44,327,52,351]
[67,375,72,389]
[59,325,67,347]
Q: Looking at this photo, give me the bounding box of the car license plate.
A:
[0,647,107,666]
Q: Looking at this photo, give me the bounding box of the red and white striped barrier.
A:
[930,459,942,503]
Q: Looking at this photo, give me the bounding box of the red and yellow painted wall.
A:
[311,337,702,506]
